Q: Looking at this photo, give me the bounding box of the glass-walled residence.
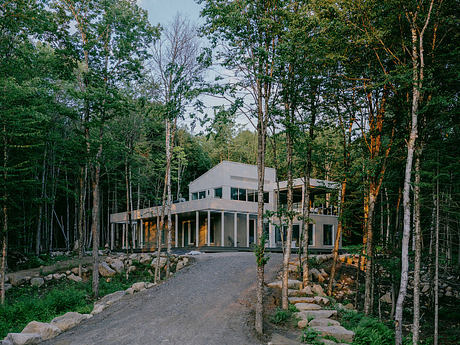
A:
[109,161,341,252]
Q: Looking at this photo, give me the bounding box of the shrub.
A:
[271,308,292,324]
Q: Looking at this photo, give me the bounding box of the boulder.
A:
[9,274,31,287]
[288,296,314,304]
[6,333,41,345]
[150,257,167,269]
[21,321,61,341]
[98,291,125,306]
[344,303,355,310]
[295,303,322,311]
[139,254,151,264]
[310,268,321,281]
[176,261,186,271]
[127,265,137,273]
[131,282,146,292]
[294,310,337,320]
[30,278,44,288]
[311,325,354,343]
[125,288,134,295]
[309,318,340,327]
[110,259,124,274]
[67,274,82,283]
[145,282,155,289]
[44,274,53,281]
[51,312,91,332]
[288,289,305,297]
[312,284,326,296]
[71,267,79,274]
[98,262,116,277]
[52,273,66,280]
[91,303,105,315]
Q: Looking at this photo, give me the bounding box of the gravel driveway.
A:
[44,252,282,345]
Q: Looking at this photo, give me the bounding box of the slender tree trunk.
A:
[364,188,376,315]
[125,154,132,252]
[91,132,103,298]
[328,180,347,296]
[78,164,87,277]
[36,149,47,255]
[1,126,8,305]
[281,116,293,310]
[413,151,422,344]
[434,155,439,345]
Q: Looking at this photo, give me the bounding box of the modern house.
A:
[109,161,341,252]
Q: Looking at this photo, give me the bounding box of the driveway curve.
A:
[44,252,282,345]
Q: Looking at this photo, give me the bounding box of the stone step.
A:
[294,310,337,321]
[267,279,302,290]
[295,303,322,311]
[288,296,330,306]
[298,317,341,329]
[268,333,301,345]
[311,325,355,343]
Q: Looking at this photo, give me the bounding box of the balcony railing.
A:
[281,202,338,216]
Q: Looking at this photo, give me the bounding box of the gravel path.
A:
[44,252,282,345]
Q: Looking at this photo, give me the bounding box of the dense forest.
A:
[1,0,458,344]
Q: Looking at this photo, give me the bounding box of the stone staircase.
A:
[267,278,355,345]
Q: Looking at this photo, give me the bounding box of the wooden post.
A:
[175,214,178,248]
[207,210,211,246]
[234,212,237,248]
[246,213,250,247]
[221,211,225,247]
[196,211,199,247]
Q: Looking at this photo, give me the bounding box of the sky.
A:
[137,0,203,27]
[136,0,252,134]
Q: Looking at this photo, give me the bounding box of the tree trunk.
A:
[434,155,439,345]
[36,149,47,255]
[413,151,422,344]
[281,119,293,310]
[91,133,103,298]
[364,188,376,315]
[328,180,346,296]
[78,164,87,277]
[1,126,8,305]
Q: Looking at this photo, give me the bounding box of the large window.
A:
[248,190,257,202]
[264,192,269,203]
[323,224,333,246]
[238,188,247,201]
[214,187,222,198]
[192,192,198,200]
[231,187,238,200]
[199,191,206,199]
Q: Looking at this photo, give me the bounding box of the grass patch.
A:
[270,304,299,324]
[0,261,157,338]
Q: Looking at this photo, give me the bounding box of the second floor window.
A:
[199,191,206,199]
[231,187,238,200]
[214,187,222,198]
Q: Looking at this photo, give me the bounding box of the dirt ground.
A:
[42,252,282,345]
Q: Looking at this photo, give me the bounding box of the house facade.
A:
[109,161,341,252]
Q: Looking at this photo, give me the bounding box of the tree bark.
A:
[36,149,47,255]
[281,112,293,310]
[91,131,103,298]
[413,151,422,344]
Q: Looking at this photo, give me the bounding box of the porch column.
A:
[207,210,211,246]
[181,221,185,247]
[156,216,160,249]
[195,211,199,247]
[122,223,126,249]
[246,213,250,247]
[234,212,237,248]
[140,219,143,249]
[221,211,224,247]
[175,214,178,248]
[110,223,114,250]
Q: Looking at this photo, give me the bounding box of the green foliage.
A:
[340,310,394,345]
[270,304,298,324]
[254,233,270,267]
[300,328,321,344]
